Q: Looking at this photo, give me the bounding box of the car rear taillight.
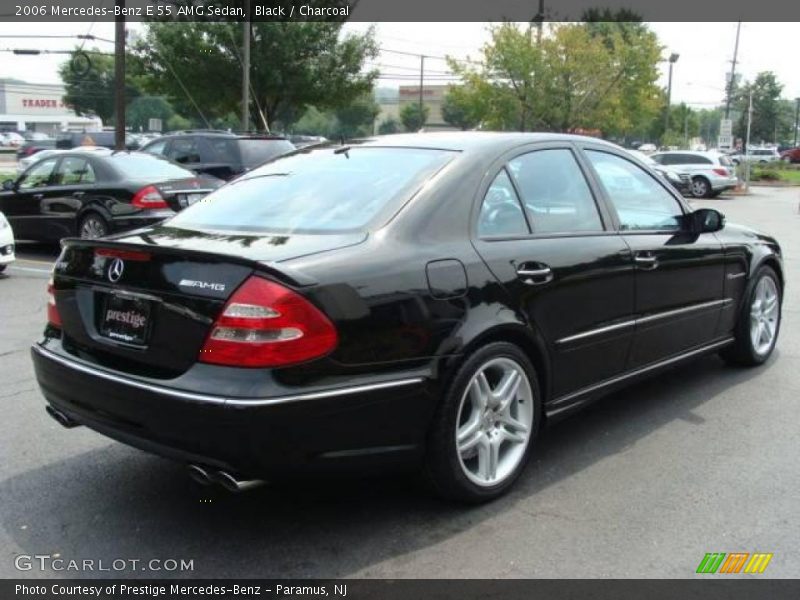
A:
[47,277,61,328]
[131,185,169,209]
[199,276,338,368]
[713,168,729,177]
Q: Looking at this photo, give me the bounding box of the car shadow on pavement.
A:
[0,353,779,579]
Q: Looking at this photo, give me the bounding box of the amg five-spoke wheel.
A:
[750,275,779,356]
[425,342,540,503]
[456,358,533,486]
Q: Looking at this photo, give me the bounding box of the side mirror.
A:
[2,179,14,191]
[692,208,725,233]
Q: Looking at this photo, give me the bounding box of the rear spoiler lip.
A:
[58,238,318,289]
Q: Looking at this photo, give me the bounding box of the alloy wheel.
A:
[691,178,709,198]
[80,216,108,239]
[455,357,534,487]
[750,276,779,356]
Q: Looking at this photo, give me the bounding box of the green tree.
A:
[126,96,174,132]
[378,118,399,135]
[133,18,378,130]
[441,89,479,130]
[400,103,429,132]
[332,93,379,139]
[291,106,336,138]
[59,48,141,124]
[166,114,192,131]
[447,22,662,136]
[734,72,784,145]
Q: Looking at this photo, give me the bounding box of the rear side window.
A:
[55,157,96,185]
[145,140,167,156]
[478,169,529,237]
[508,149,603,234]
[169,147,454,233]
[169,138,201,164]
[718,155,733,167]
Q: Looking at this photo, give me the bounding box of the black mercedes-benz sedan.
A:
[32,133,783,502]
[1,149,220,242]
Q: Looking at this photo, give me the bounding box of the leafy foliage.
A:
[400,102,429,132]
[132,20,378,130]
[445,22,662,137]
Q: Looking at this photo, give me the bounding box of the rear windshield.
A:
[718,155,733,166]
[169,147,454,233]
[109,153,195,180]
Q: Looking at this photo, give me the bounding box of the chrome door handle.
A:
[32,193,44,200]
[72,191,85,198]
[516,266,553,285]
[634,254,658,269]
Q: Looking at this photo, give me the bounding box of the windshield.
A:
[169,147,455,234]
[109,153,195,180]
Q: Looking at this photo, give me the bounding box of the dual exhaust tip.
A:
[187,464,266,493]
[45,407,264,494]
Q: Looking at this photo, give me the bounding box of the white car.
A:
[0,132,24,147]
[16,148,64,175]
[731,147,781,165]
[650,150,738,198]
[0,211,15,273]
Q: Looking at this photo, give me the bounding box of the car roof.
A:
[351,131,621,155]
[653,150,723,157]
[151,131,288,141]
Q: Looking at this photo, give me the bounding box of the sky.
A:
[0,21,798,109]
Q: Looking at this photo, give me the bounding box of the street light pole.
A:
[241,17,250,132]
[113,0,126,150]
[418,54,425,129]
[793,97,800,148]
[744,90,753,192]
[663,53,679,147]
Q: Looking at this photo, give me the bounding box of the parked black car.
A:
[32,133,783,502]
[1,149,220,242]
[140,130,295,180]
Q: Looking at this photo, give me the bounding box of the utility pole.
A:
[724,22,741,120]
[418,54,424,128]
[663,53,679,146]
[744,90,753,192]
[241,17,250,132]
[536,0,545,44]
[793,97,800,148]
[113,0,126,150]
[684,109,689,148]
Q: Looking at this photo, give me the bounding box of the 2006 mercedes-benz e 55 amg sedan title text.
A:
[32,133,783,502]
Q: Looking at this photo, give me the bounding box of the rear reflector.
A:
[46,277,61,328]
[132,185,169,209]
[713,168,729,177]
[199,276,338,368]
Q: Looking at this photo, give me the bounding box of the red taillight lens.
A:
[713,168,729,177]
[199,276,338,368]
[47,277,61,328]
[131,185,169,209]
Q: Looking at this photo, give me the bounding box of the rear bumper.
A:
[32,340,436,477]
[710,176,738,192]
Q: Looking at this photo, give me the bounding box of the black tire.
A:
[720,266,782,367]
[78,212,110,239]
[0,264,6,273]
[423,342,542,503]
[691,176,713,198]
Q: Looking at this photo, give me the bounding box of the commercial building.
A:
[0,80,101,136]
[375,84,457,132]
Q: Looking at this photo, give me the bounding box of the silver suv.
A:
[650,151,737,198]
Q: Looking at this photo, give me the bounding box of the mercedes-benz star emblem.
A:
[108,258,124,283]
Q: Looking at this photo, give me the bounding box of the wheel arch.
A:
[437,322,552,408]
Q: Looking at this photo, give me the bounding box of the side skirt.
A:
[544,337,734,421]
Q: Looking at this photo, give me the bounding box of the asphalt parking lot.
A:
[1,186,799,579]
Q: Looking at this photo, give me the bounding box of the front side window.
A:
[55,157,96,185]
[169,147,454,233]
[477,169,529,237]
[508,149,603,234]
[586,150,683,232]
[18,158,58,190]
